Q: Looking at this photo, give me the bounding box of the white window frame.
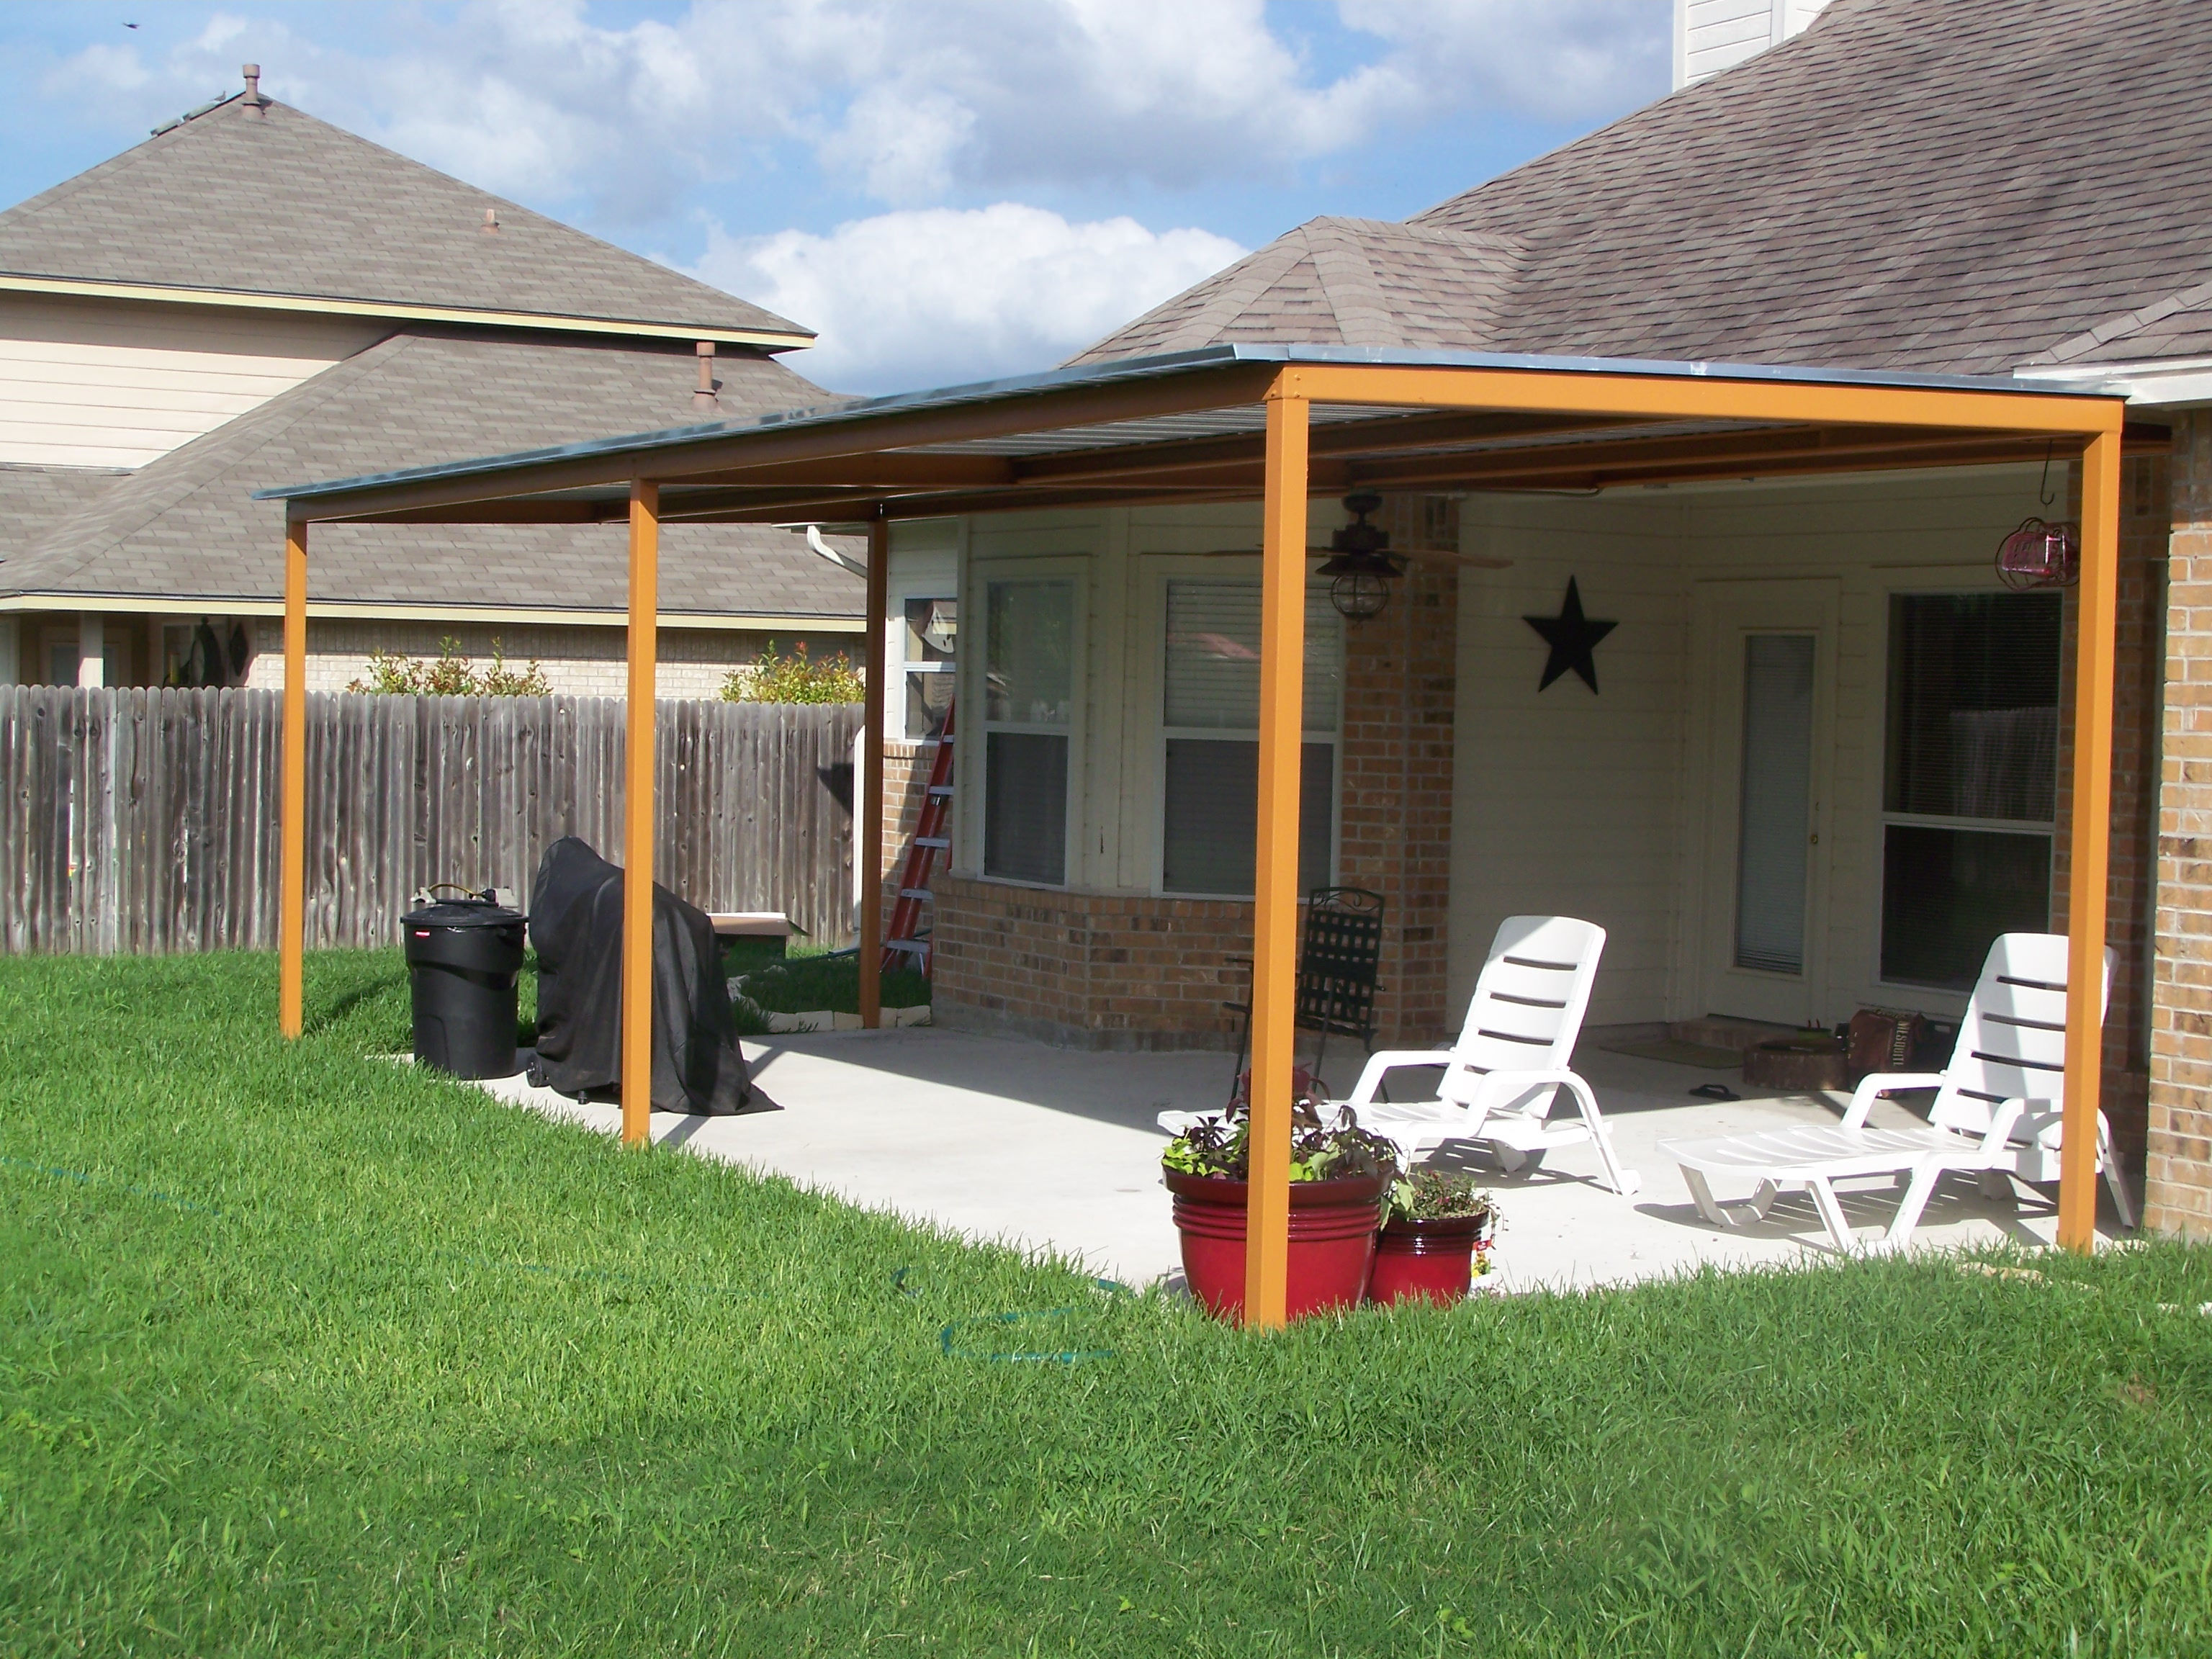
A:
[1873,576,2061,997]
[966,556,1086,891]
[891,589,958,741]
[1141,555,1344,901]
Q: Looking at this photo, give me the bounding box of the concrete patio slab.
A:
[474,1029,2134,1292]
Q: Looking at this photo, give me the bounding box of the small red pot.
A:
[1165,1170,1386,1321]
[1367,1213,1490,1307]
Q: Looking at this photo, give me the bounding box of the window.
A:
[1879,591,2062,989]
[902,596,956,739]
[981,578,1073,885]
[1160,580,1340,896]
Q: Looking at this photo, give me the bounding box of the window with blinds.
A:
[902,595,956,739]
[1879,591,2060,989]
[1161,580,1340,896]
[982,578,1074,885]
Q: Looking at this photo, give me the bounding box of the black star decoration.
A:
[1523,577,1618,693]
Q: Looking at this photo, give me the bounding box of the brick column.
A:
[2055,444,2170,1184]
[2149,414,2212,1234]
[1335,495,1458,1045]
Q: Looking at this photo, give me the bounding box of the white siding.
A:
[0,295,378,468]
[1676,0,1831,88]
[1449,465,2057,1032]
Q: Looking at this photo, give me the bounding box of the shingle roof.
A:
[0,464,127,556]
[1069,219,1523,365]
[1079,0,2212,377]
[0,94,806,341]
[1,333,860,621]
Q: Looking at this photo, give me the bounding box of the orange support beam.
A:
[859,516,888,1030]
[279,513,308,1038]
[2058,428,2122,1251]
[621,480,660,1148]
[1244,382,1309,1330]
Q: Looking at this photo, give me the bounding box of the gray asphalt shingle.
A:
[1,333,860,619]
[1079,0,2212,378]
[0,94,806,338]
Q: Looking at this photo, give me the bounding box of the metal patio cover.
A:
[260,343,2131,1326]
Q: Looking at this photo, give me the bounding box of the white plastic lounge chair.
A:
[1660,933,2133,1252]
[1334,915,1638,1195]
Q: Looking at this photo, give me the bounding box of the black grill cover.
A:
[525,837,760,1115]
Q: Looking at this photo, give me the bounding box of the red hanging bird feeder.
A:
[1995,516,2080,590]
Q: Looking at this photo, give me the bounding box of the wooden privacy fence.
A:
[0,687,860,955]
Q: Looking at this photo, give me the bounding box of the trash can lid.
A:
[403,898,526,930]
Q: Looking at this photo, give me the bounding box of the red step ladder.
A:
[881,698,954,975]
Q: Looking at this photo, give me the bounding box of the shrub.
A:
[722,641,865,704]
[347,637,551,696]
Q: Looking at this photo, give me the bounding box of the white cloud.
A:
[1340,0,1670,125]
[694,204,1246,392]
[36,1,1667,222]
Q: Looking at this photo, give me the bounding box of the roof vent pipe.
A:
[481,207,500,234]
[241,63,271,113]
[694,341,720,411]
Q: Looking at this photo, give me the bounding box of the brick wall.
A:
[2149,415,2212,1234]
[931,877,1258,1048]
[2053,446,2169,1180]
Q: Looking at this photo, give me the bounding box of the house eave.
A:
[0,591,862,631]
[0,271,816,352]
[2015,356,2212,409]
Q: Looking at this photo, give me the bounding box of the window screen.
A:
[1161,581,1340,896]
[981,580,1072,885]
[1879,592,2060,989]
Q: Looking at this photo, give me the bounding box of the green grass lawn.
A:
[4,949,2211,1655]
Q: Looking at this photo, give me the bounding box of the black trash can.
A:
[403,893,528,1079]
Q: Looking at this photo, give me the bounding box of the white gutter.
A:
[0,272,815,352]
[2017,356,2212,408]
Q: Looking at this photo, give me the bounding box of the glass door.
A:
[1693,581,1837,1026]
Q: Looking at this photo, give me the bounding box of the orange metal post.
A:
[2058,428,2122,1250]
[621,480,660,1148]
[1243,384,1309,1330]
[279,513,308,1038]
[859,516,888,1029]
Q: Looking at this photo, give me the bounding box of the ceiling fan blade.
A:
[1401,546,1514,570]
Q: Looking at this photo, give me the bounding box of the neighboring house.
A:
[1676,0,1831,86]
[845,0,2212,1232]
[0,68,861,698]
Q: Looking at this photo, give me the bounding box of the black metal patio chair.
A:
[1223,886,1386,1101]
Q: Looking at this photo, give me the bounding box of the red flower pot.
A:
[1165,1170,1386,1321]
[1367,1213,1489,1307]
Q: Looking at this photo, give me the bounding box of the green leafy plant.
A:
[1388,1167,1497,1226]
[721,641,866,704]
[346,637,551,696]
[1161,1101,1401,1184]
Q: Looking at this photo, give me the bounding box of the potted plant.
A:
[1367,1169,1497,1308]
[1161,1097,1400,1321]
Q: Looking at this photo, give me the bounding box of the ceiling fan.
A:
[1195,491,1511,620]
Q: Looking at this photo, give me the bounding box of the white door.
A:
[1691,580,1837,1026]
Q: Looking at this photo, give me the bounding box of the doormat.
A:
[1601,1038,1743,1069]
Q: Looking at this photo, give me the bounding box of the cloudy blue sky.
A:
[0,1,1671,393]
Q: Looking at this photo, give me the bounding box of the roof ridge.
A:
[1130,236,1313,357]
[1300,222,1405,349]
[0,94,808,340]
[2026,276,2212,366]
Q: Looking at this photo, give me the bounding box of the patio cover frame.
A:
[258,345,2132,1326]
